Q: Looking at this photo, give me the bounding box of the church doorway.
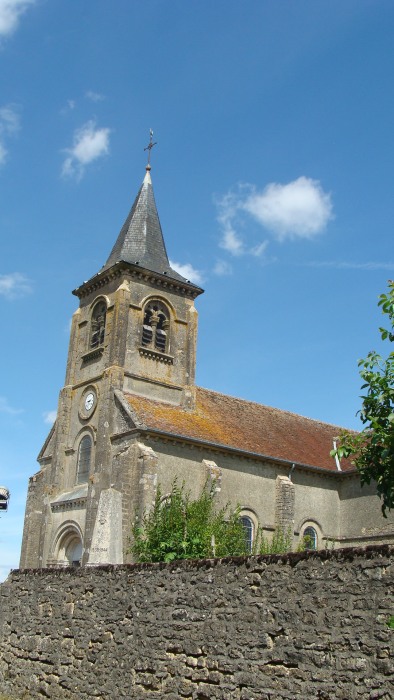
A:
[65,537,83,566]
[53,525,83,567]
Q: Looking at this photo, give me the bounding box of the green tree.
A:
[331,281,394,515]
[131,480,249,563]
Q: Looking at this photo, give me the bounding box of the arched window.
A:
[240,515,254,553]
[90,300,106,349]
[303,526,317,551]
[76,435,92,484]
[141,301,170,353]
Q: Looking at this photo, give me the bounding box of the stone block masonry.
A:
[0,546,393,699]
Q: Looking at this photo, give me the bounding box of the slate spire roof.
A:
[102,166,190,284]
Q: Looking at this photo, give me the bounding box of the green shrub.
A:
[130,480,249,563]
[258,526,293,554]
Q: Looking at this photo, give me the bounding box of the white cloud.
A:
[220,229,244,256]
[86,90,105,102]
[213,260,233,276]
[43,410,57,425]
[169,260,204,285]
[0,141,6,165]
[216,176,333,254]
[0,396,23,415]
[0,104,20,166]
[0,105,19,133]
[59,100,76,116]
[0,272,32,299]
[244,177,333,241]
[0,0,35,37]
[216,191,245,256]
[250,240,269,258]
[62,120,111,180]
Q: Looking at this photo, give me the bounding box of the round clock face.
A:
[84,392,95,411]
[79,386,98,420]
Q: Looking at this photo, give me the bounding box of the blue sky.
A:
[1,0,393,580]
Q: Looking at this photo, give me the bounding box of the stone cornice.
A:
[72,261,203,300]
[138,346,174,364]
[81,346,104,363]
[51,497,87,512]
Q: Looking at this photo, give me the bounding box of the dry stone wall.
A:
[0,546,393,700]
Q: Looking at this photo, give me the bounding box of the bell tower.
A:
[67,162,203,407]
[20,153,203,569]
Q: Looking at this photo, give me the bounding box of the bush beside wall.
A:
[0,546,393,699]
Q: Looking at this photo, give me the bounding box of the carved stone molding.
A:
[81,347,104,363]
[138,346,174,364]
[51,497,87,513]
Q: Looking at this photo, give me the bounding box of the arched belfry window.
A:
[77,435,92,484]
[90,300,106,349]
[141,301,170,353]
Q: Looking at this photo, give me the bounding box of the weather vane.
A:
[144,128,157,168]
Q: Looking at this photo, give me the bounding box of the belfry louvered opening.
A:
[90,300,107,349]
[141,301,170,353]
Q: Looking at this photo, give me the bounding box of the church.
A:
[20,158,394,569]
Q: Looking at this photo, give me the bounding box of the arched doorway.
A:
[53,525,83,567]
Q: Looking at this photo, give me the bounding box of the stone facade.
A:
[1,547,393,699]
[19,166,394,571]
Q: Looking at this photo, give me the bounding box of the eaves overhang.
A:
[111,425,353,478]
[72,260,204,300]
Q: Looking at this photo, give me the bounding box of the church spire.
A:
[102,134,189,284]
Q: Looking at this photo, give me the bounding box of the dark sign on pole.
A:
[0,486,10,512]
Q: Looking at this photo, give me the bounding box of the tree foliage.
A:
[131,480,249,563]
[332,281,394,515]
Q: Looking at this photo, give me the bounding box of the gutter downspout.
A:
[333,440,342,472]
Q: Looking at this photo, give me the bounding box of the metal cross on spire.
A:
[144,128,157,169]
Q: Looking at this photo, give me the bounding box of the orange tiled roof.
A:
[124,387,354,473]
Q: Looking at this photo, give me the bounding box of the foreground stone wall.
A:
[0,546,393,700]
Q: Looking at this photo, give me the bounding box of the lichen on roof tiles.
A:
[124,386,355,473]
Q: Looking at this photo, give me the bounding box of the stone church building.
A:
[20,163,394,568]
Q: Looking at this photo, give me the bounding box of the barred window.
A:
[90,300,106,349]
[141,301,170,353]
[77,435,92,484]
